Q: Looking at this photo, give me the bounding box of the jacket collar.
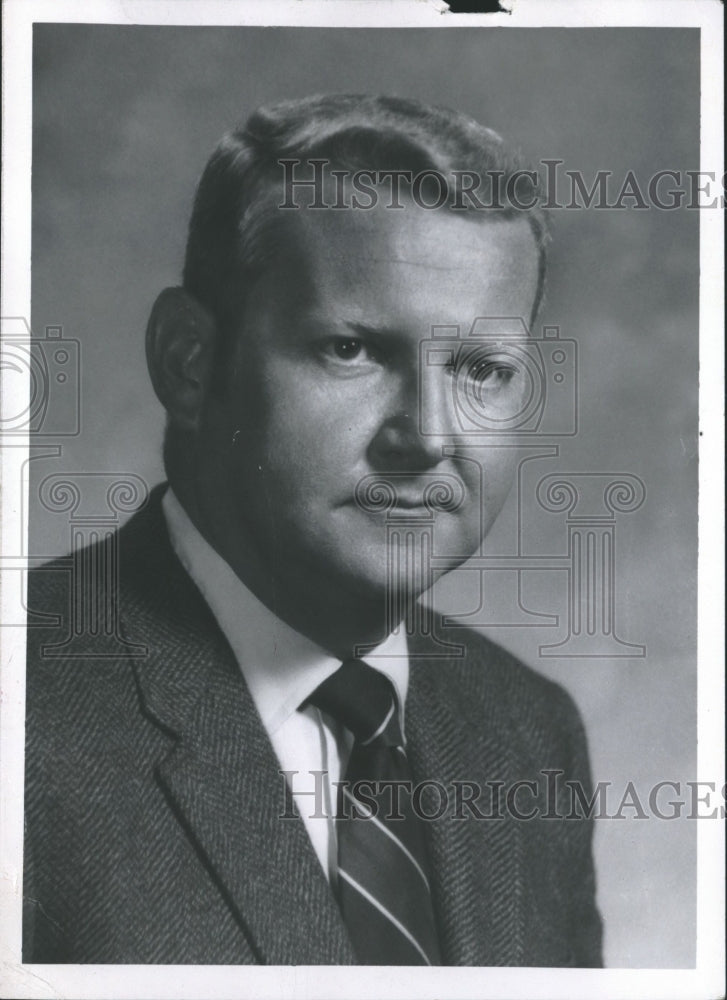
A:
[121,485,356,964]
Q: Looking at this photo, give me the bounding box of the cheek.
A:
[477,449,520,524]
[250,375,378,486]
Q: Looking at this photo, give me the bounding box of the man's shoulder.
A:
[28,482,169,593]
[25,484,183,705]
[417,625,576,704]
[26,482,207,640]
[23,488,191,779]
[457,627,578,707]
[413,626,589,760]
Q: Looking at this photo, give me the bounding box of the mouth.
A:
[340,496,433,515]
[389,494,431,509]
[348,474,467,516]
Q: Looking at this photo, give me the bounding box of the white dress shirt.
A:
[162,487,409,884]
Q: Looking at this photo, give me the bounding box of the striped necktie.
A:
[306,658,442,965]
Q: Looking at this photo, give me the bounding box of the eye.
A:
[321,335,383,369]
[464,356,520,394]
[466,357,518,390]
[332,337,365,360]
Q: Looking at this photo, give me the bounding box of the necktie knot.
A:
[306,658,403,749]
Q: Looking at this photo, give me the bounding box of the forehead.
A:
[250,201,540,331]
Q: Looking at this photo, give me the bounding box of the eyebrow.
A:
[344,319,531,342]
[342,320,401,340]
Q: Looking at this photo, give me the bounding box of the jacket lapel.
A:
[120,490,355,965]
[406,639,526,966]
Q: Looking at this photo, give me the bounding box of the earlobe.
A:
[145,287,217,431]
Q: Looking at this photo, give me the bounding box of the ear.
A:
[145,287,218,432]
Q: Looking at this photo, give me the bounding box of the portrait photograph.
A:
[0,2,723,999]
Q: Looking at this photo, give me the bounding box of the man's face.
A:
[198,200,539,605]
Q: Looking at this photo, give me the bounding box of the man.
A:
[23,94,602,966]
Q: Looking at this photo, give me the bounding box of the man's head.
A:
[146,94,546,650]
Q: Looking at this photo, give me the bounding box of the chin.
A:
[323,543,433,604]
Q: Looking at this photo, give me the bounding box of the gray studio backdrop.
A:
[29,25,699,967]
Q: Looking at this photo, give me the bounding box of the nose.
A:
[366,367,456,473]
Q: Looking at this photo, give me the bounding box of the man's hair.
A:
[182,94,549,351]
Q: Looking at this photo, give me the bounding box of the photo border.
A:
[1,2,723,998]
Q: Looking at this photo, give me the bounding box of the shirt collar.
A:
[162,487,409,735]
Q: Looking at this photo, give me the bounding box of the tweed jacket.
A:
[23,487,602,966]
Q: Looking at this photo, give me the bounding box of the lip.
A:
[344,473,467,516]
[389,497,431,509]
[342,495,457,513]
